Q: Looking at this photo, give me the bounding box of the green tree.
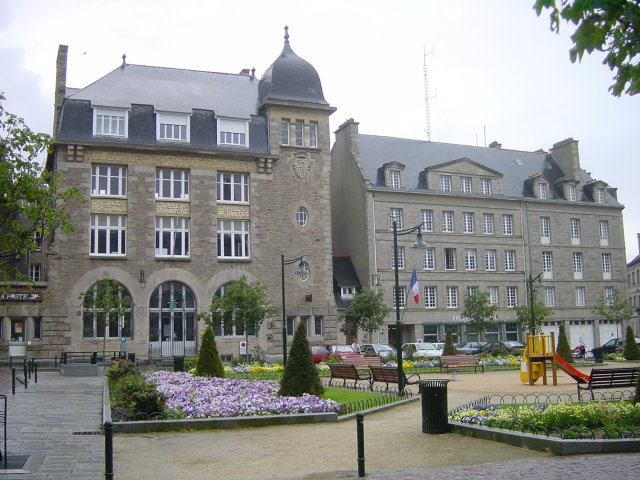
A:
[196,323,225,377]
[462,292,497,342]
[278,321,324,397]
[79,275,133,358]
[210,276,275,361]
[443,328,457,355]
[534,0,640,96]
[515,291,554,334]
[337,288,389,341]
[556,323,573,363]
[623,325,640,360]
[0,93,81,288]
[592,288,635,337]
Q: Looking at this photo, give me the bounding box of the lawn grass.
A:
[323,387,382,404]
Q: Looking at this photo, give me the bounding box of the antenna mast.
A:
[423,46,435,141]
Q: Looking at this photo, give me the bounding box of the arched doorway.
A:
[148,281,196,357]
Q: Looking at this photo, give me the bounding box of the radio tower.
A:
[423,46,434,141]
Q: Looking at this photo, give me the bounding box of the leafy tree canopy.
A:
[515,291,554,334]
[337,288,389,338]
[462,292,498,340]
[534,0,640,96]
[0,93,81,286]
[592,287,635,324]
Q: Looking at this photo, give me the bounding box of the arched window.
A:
[148,281,196,357]
[82,280,132,338]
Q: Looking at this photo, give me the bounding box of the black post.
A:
[34,362,38,383]
[104,421,114,480]
[11,368,15,395]
[23,361,27,389]
[63,352,68,365]
[356,413,365,477]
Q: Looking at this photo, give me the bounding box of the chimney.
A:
[550,138,581,180]
[53,45,68,139]
[489,141,502,149]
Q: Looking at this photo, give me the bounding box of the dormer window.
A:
[567,184,577,201]
[218,118,248,147]
[538,182,548,199]
[440,175,452,192]
[460,177,472,193]
[480,178,491,195]
[157,112,189,142]
[341,286,355,299]
[94,107,127,137]
[390,170,401,189]
[596,187,606,203]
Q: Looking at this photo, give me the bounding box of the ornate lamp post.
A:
[280,252,310,367]
[392,220,428,393]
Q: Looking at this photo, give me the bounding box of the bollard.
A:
[11,368,15,395]
[356,413,365,477]
[104,421,114,480]
[23,362,28,389]
[34,362,38,384]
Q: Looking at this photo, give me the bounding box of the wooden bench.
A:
[342,356,381,369]
[577,367,639,400]
[328,363,372,388]
[369,365,421,391]
[439,355,484,373]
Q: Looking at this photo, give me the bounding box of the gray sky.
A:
[2,0,639,261]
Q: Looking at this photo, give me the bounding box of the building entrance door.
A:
[149,282,196,358]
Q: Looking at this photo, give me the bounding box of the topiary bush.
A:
[278,322,324,397]
[623,325,640,360]
[556,323,573,363]
[196,324,225,378]
[443,328,457,355]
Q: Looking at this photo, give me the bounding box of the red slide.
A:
[553,353,590,384]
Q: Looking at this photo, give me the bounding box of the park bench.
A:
[342,356,381,369]
[61,351,98,365]
[439,355,484,374]
[368,365,422,391]
[577,367,639,401]
[328,363,372,389]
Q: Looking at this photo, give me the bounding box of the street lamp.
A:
[392,220,428,393]
[527,272,543,333]
[281,252,310,367]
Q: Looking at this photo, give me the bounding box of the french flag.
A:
[410,268,419,304]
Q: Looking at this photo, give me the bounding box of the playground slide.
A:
[553,353,590,384]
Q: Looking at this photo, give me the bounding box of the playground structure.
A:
[520,333,592,385]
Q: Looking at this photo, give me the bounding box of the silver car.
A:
[359,343,396,359]
[402,342,443,358]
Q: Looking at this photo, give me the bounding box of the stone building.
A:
[1,28,339,361]
[626,233,640,334]
[331,119,628,352]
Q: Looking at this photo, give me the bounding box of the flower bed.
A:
[145,371,342,419]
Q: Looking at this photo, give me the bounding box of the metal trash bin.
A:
[593,349,604,364]
[173,356,185,372]
[418,379,450,434]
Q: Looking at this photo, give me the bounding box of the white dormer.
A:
[218,117,249,147]
[93,107,128,137]
[156,112,190,142]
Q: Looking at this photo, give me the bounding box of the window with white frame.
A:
[599,220,609,246]
[389,208,403,229]
[570,218,580,244]
[390,170,401,189]
[444,248,456,270]
[538,182,548,199]
[314,316,323,336]
[442,211,454,233]
[217,219,250,259]
[460,176,472,193]
[424,286,437,308]
[484,249,497,271]
[281,119,290,145]
[33,231,42,251]
[604,286,614,306]
[506,286,518,307]
[440,175,452,192]
[487,286,499,306]
[466,286,479,296]
[286,316,295,336]
[391,246,405,269]
[156,168,189,199]
[296,206,308,226]
[544,286,555,306]
[94,107,127,137]
[462,212,474,233]
[422,248,435,270]
[217,173,249,203]
[482,213,494,234]
[573,252,584,279]
[393,286,406,309]
[445,286,458,308]
[90,214,126,256]
[341,286,355,299]
[29,263,41,282]
[540,216,550,244]
[308,123,318,148]
[501,214,513,235]
[542,251,553,279]
[575,286,586,307]
[91,165,127,197]
[464,249,477,271]
[602,253,612,279]
[295,120,304,146]
[83,281,132,339]
[155,217,190,257]
[218,118,248,146]
[481,178,491,195]
[504,250,516,271]
[596,187,606,203]
[421,210,433,232]
[157,112,189,141]
[567,183,577,201]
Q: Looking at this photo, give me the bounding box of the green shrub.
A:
[556,323,573,363]
[106,358,138,381]
[111,375,166,417]
[443,328,457,355]
[279,322,324,397]
[623,325,640,360]
[196,324,225,377]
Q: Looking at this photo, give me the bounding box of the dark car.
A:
[455,342,487,355]
[591,337,640,357]
[479,341,525,354]
[311,345,330,363]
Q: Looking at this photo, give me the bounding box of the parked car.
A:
[432,342,445,351]
[359,343,396,359]
[591,337,640,357]
[402,342,443,358]
[328,344,361,360]
[310,345,330,363]
[455,342,487,355]
[479,341,525,354]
